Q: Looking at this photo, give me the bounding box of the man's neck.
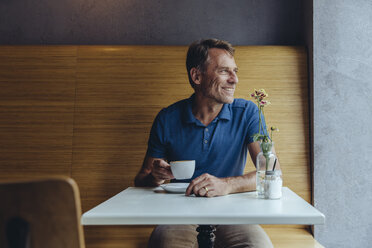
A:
[192,93,224,126]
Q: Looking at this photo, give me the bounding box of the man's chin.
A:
[221,96,234,104]
[203,93,234,104]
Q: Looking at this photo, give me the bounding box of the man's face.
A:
[198,48,238,104]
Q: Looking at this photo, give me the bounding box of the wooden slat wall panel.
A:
[235,46,310,231]
[0,45,310,247]
[72,46,194,212]
[71,46,194,247]
[0,46,77,180]
[234,46,310,202]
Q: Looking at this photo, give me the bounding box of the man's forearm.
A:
[225,171,256,194]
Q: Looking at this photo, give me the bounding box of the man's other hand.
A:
[151,159,174,182]
[185,173,230,197]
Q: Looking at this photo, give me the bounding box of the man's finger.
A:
[154,160,170,169]
[156,168,173,177]
[191,173,209,186]
[196,184,212,197]
[186,175,209,196]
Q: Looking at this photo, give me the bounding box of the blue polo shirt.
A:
[147,94,266,181]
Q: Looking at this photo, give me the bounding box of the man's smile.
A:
[222,87,235,94]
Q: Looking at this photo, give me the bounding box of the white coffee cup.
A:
[170,160,195,180]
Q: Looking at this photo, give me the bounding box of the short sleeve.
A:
[146,109,168,158]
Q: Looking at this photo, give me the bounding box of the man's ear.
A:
[190,67,202,86]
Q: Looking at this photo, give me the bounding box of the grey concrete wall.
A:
[0,0,303,45]
[313,0,372,247]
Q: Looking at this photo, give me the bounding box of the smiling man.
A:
[135,39,275,248]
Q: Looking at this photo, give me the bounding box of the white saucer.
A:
[160,183,189,193]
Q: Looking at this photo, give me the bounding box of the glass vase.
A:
[256,142,277,198]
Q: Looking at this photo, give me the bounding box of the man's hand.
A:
[185,173,230,197]
[151,159,174,183]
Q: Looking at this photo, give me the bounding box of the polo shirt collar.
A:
[218,103,231,121]
[184,94,232,125]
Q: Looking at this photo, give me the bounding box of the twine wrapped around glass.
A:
[256,142,278,198]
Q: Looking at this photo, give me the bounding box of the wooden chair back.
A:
[0,177,85,248]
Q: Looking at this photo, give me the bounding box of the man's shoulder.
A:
[164,98,189,113]
[157,98,189,117]
[231,98,256,109]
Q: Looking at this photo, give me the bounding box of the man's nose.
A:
[228,71,238,84]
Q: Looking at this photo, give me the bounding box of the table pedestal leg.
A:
[196,225,216,248]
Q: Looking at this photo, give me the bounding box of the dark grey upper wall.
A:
[0,0,304,45]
